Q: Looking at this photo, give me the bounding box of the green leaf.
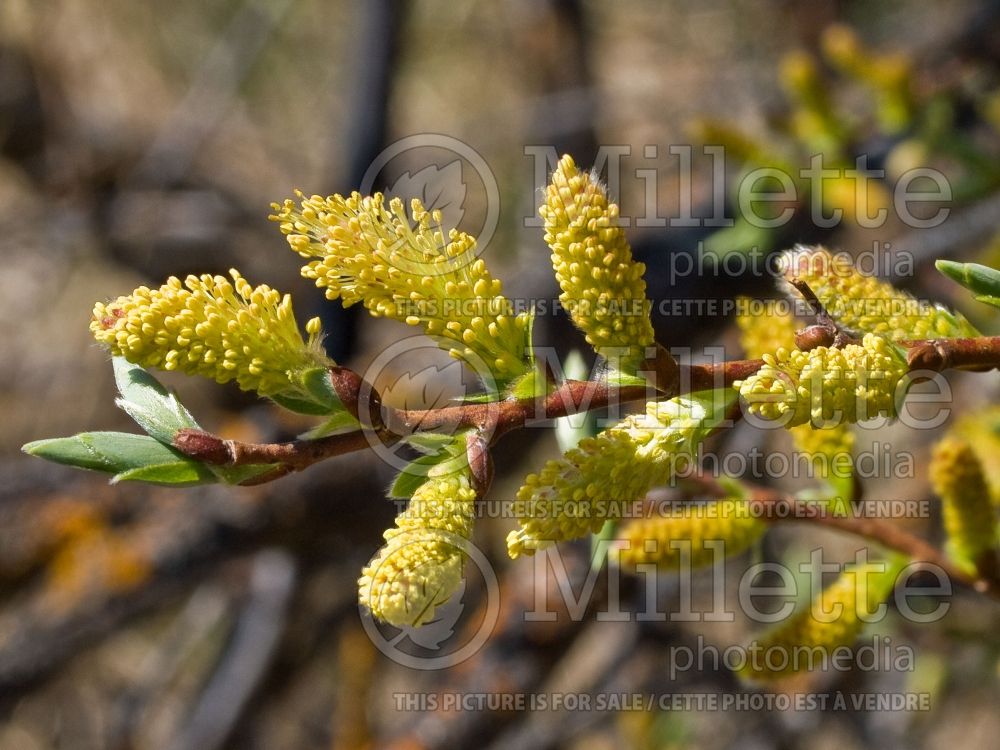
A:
[403,433,465,455]
[701,215,776,261]
[388,455,447,499]
[936,260,1000,310]
[23,432,217,485]
[113,356,199,444]
[604,370,649,388]
[270,370,338,415]
[936,259,1000,299]
[300,366,347,412]
[591,520,618,572]
[454,392,499,404]
[112,461,220,486]
[111,358,278,485]
[973,295,1000,310]
[388,433,468,499]
[297,411,361,440]
[270,366,357,418]
[215,463,282,485]
[522,309,537,369]
[505,368,547,400]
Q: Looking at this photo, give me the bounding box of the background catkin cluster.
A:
[929,437,999,576]
[740,560,902,681]
[615,498,766,570]
[780,246,979,340]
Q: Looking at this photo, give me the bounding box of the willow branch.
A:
[171,334,1000,481]
[905,336,1000,372]
[748,491,1000,601]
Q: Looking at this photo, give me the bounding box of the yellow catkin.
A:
[780,50,846,156]
[779,246,978,341]
[615,498,766,570]
[789,424,855,486]
[539,154,654,371]
[740,560,901,681]
[736,333,907,428]
[953,407,1000,509]
[821,24,912,133]
[358,466,477,627]
[736,301,856,477]
[929,437,999,576]
[91,270,328,396]
[735,298,798,360]
[507,392,728,558]
[271,191,532,387]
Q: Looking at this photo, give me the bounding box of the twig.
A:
[748,491,1000,601]
[790,279,861,348]
[166,550,297,750]
[905,336,1000,372]
[172,359,759,480]
[171,335,1000,482]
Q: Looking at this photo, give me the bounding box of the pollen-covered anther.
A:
[507,393,728,558]
[271,191,532,387]
[614,498,766,570]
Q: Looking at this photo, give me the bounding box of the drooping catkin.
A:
[739,559,901,682]
[929,437,999,576]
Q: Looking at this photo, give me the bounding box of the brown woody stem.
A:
[171,335,1000,484]
[905,336,1000,372]
[748,491,1000,600]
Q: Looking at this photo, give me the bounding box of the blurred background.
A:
[1,1,999,748]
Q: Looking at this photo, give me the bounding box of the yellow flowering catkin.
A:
[540,154,654,371]
[358,465,477,627]
[735,298,798,361]
[954,408,1000,510]
[91,270,327,396]
[740,560,901,682]
[615,498,766,570]
[271,191,532,387]
[736,302,855,481]
[929,437,998,576]
[780,50,846,157]
[507,392,728,558]
[780,246,978,341]
[736,333,907,428]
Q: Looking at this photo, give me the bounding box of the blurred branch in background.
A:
[131,0,298,187]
